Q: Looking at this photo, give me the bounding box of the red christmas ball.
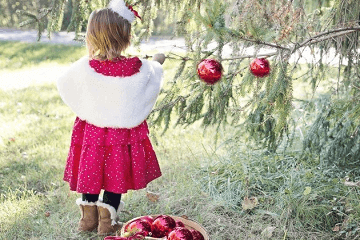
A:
[250,58,270,77]
[104,237,127,240]
[125,219,152,236]
[168,227,193,240]
[190,229,205,240]
[197,59,223,85]
[139,215,154,225]
[151,215,176,238]
[175,220,185,228]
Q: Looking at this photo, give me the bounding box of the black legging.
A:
[82,191,122,210]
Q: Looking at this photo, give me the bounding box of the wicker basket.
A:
[119,215,209,240]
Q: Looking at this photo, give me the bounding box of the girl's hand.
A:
[153,53,166,65]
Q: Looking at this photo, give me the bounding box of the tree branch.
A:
[136,27,360,63]
[234,26,360,54]
[294,26,360,51]
[226,26,360,60]
[151,95,190,113]
[237,36,290,51]
[222,52,278,61]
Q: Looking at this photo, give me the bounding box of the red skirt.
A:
[63,117,162,194]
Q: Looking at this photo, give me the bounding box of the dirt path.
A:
[0,28,186,51]
[0,28,186,90]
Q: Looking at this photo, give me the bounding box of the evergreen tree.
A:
[17,0,360,165]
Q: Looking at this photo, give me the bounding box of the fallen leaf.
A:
[44,211,50,217]
[333,224,341,232]
[242,196,258,210]
[303,186,312,195]
[261,226,276,238]
[146,191,160,203]
[344,180,360,187]
[345,208,354,213]
[181,215,189,220]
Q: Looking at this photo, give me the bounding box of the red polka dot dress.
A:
[63,57,162,194]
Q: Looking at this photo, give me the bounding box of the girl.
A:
[57,0,165,235]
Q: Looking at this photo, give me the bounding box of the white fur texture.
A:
[76,198,97,206]
[109,0,135,23]
[97,201,125,225]
[57,56,163,129]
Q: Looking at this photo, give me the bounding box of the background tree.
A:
[15,0,360,169]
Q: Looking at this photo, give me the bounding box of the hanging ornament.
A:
[250,58,270,77]
[197,59,223,85]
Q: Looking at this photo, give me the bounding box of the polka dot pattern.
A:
[63,57,162,194]
[89,57,142,77]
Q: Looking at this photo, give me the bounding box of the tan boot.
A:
[76,198,98,232]
[96,200,125,235]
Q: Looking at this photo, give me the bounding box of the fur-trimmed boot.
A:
[76,198,98,232]
[97,200,125,235]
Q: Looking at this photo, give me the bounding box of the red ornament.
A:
[151,215,176,238]
[197,59,223,85]
[168,227,193,240]
[104,237,127,240]
[175,220,185,228]
[138,215,154,225]
[190,229,205,240]
[125,219,152,236]
[250,58,270,77]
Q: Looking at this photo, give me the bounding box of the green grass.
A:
[0,41,87,70]
[0,41,359,240]
[0,82,218,240]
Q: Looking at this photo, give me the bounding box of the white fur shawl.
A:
[57,56,163,128]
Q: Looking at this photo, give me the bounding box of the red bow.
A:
[126,4,142,20]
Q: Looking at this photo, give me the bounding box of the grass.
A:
[0,41,359,240]
[0,41,87,70]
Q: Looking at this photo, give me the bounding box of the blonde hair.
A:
[86,8,131,60]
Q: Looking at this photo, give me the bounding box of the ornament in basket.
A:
[105,214,209,240]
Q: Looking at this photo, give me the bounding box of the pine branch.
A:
[16,10,37,19]
[293,26,360,51]
[352,83,360,90]
[19,19,38,27]
[16,8,52,29]
[237,36,291,51]
[135,26,360,64]
[132,0,142,6]
[230,26,360,57]
[169,52,192,61]
[222,52,278,61]
[152,95,190,112]
[220,26,360,61]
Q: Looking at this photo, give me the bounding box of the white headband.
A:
[109,0,135,23]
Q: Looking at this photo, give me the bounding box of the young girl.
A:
[57,0,165,235]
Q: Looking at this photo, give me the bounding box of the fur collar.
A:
[57,56,163,128]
